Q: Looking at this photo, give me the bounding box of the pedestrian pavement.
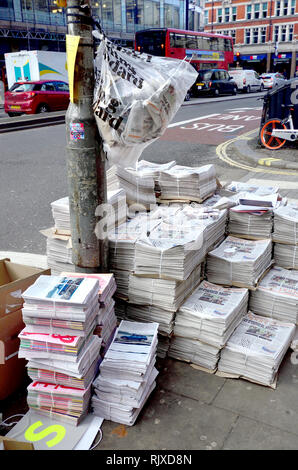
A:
[1,119,298,452]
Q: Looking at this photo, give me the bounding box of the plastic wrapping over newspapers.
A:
[93,38,198,168]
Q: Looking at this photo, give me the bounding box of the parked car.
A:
[228,69,264,93]
[4,80,69,116]
[191,69,237,97]
[260,72,286,89]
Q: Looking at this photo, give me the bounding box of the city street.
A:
[0,94,265,255]
[1,93,298,452]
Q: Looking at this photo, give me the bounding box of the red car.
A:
[4,80,70,117]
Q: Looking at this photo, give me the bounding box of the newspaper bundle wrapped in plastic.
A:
[93,38,197,169]
[249,266,298,324]
[128,264,201,312]
[206,236,272,288]
[217,312,295,386]
[273,204,298,244]
[158,164,217,202]
[92,321,159,426]
[174,281,249,348]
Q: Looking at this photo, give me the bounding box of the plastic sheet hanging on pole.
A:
[93,38,197,169]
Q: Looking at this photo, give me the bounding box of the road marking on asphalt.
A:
[258,157,282,166]
[216,129,298,175]
[168,114,220,128]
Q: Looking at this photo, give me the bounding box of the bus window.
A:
[186,34,197,49]
[170,32,175,48]
[224,38,232,51]
[174,33,186,48]
[202,37,211,50]
[210,37,219,50]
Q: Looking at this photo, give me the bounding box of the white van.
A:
[228,69,264,93]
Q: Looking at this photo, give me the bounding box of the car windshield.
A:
[197,71,212,81]
[262,75,274,79]
[9,83,36,92]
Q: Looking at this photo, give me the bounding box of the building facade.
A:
[0,0,204,65]
[204,0,298,77]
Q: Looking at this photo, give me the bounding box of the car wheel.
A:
[232,86,237,95]
[213,88,220,97]
[246,85,251,93]
[37,104,50,113]
[260,84,264,92]
[7,112,17,117]
[184,91,191,102]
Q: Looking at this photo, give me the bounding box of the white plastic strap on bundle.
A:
[159,249,164,278]
[176,176,180,198]
[53,300,57,319]
[270,277,286,318]
[136,177,139,204]
[229,261,233,284]
[293,245,297,269]
[247,214,252,235]
[294,222,298,245]
[151,279,155,306]
[49,317,53,335]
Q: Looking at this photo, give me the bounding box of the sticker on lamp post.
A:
[70,123,85,140]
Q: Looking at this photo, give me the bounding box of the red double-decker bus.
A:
[135,28,234,71]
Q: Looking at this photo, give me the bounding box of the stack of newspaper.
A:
[228,206,273,239]
[107,165,156,208]
[223,181,279,199]
[173,281,249,348]
[62,272,118,349]
[126,304,175,336]
[51,190,127,235]
[206,236,272,288]
[42,229,75,275]
[169,337,220,371]
[273,204,298,268]
[217,312,295,386]
[168,281,248,370]
[273,204,298,244]
[134,223,204,281]
[18,275,102,424]
[126,160,176,193]
[27,381,92,426]
[92,321,159,426]
[158,164,217,202]
[128,264,201,312]
[249,266,298,324]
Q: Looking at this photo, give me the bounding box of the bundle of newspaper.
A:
[174,281,249,349]
[158,164,217,202]
[180,205,227,257]
[92,321,159,426]
[128,264,201,312]
[273,243,298,269]
[217,312,295,386]
[169,336,220,370]
[273,204,298,244]
[18,275,102,424]
[223,181,279,199]
[61,272,118,349]
[206,236,272,288]
[126,160,176,193]
[134,222,204,281]
[126,304,175,336]
[50,189,127,235]
[107,165,156,208]
[26,381,91,425]
[228,206,273,239]
[249,266,298,324]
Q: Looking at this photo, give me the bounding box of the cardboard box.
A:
[0,309,27,400]
[0,258,50,318]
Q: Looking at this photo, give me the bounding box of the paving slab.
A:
[96,388,238,450]
[222,415,298,450]
[156,358,226,405]
[213,350,298,436]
